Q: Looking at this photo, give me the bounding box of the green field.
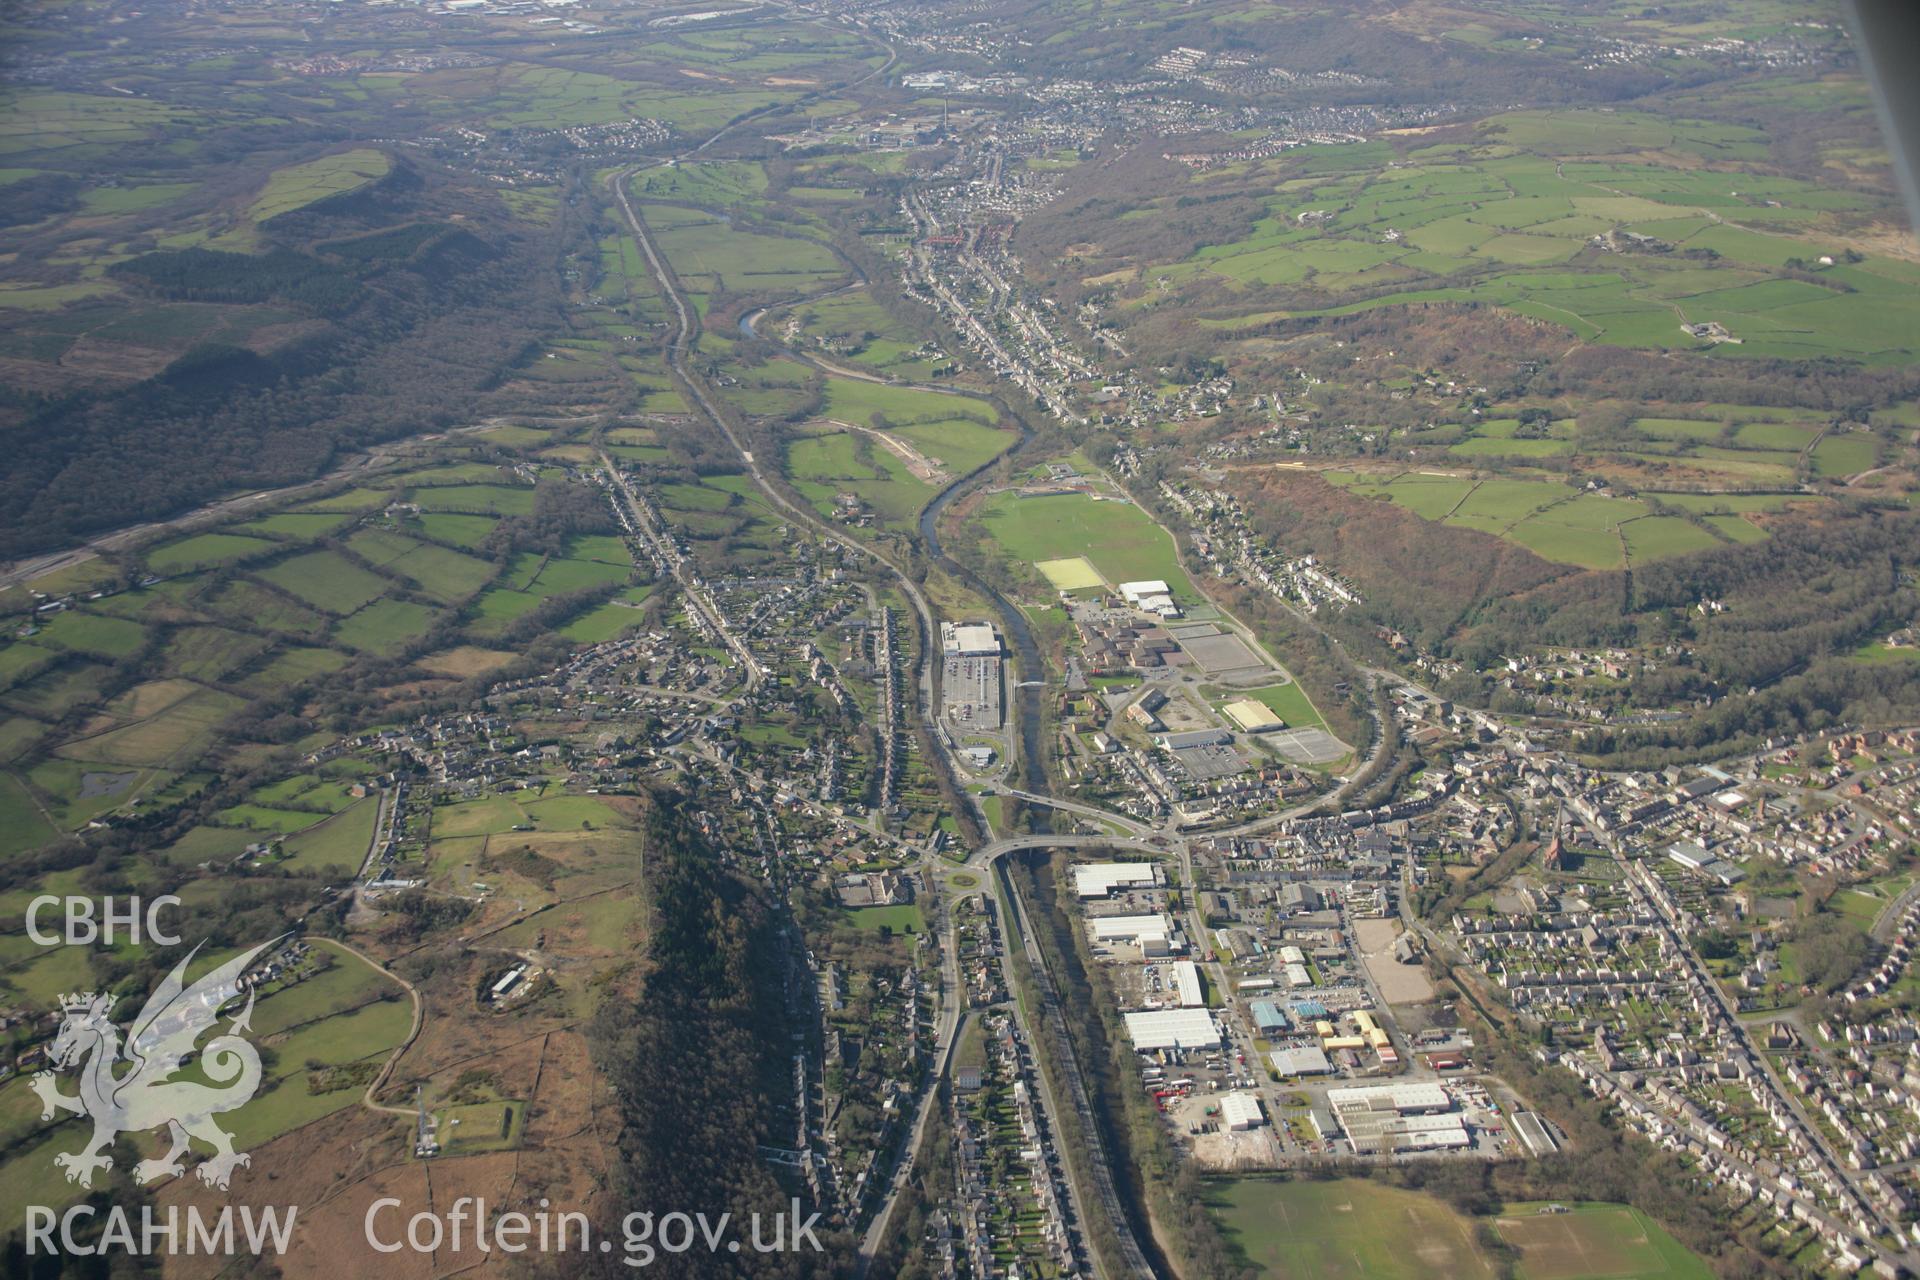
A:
[822,376,996,429]
[238,646,348,693]
[1495,1203,1712,1280]
[1211,1181,1709,1280]
[431,789,630,840]
[334,599,440,655]
[977,491,1196,601]
[1812,432,1878,478]
[412,484,537,516]
[1225,681,1324,730]
[1037,556,1106,590]
[0,773,57,856]
[431,1099,528,1156]
[416,513,500,549]
[278,795,378,873]
[256,551,391,615]
[236,512,355,540]
[0,643,54,686]
[891,417,1012,475]
[1168,109,1920,364]
[147,533,276,574]
[524,556,629,596]
[644,204,842,296]
[1210,1179,1496,1279]
[789,430,933,530]
[845,904,928,934]
[31,611,148,659]
[560,587,655,643]
[1330,472,1760,569]
[5,661,109,720]
[385,541,498,601]
[786,289,950,380]
[249,148,391,223]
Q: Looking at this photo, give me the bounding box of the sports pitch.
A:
[1036,556,1106,590]
[1209,1178,1497,1279]
[1496,1203,1712,1280]
[979,491,1195,600]
[1210,1180,1710,1280]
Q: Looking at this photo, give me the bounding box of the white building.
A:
[1667,841,1712,872]
[1224,698,1283,732]
[1270,1045,1333,1076]
[1124,1007,1223,1051]
[1073,862,1159,898]
[1328,1083,1451,1114]
[1090,913,1176,955]
[1119,579,1181,617]
[1221,1092,1266,1131]
[1327,1083,1467,1153]
[1170,959,1205,1007]
[942,621,1000,656]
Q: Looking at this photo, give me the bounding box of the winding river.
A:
[917,456,1052,804]
[741,303,1053,803]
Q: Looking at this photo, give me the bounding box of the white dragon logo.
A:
[30,938,279,1191]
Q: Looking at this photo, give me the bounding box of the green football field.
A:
[978,491,1196,600]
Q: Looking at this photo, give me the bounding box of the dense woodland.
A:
[585,792,848,1278]
[0,161,575,560]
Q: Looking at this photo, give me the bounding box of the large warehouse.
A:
[1090,913,1176,955]
[1329,1082,1450,1113]
[1223,697,1284,732]
[1123,1008,1223,1051]
[941,621,1000,656]
[1072,862,1159,898]
[1512,1111,1559,1157]
[1169,959,1204,1007]
[1250,999,1291,1033]
[1119,579,1181,618]
[1220,1093,1266,1131]
[1327,1083,1468,1154]
[1269,1045,1333,1077]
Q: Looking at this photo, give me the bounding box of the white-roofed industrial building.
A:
[1158,727,1232,750]
[1072,862,1160,898]
[1223,697,1284,732]
[1329,1082,1449,1113]
[1119,579,1181,618]
[1512,1111,1559,1156]
[1169,959,1204,1007]
[1123,1007,1223,1051]
[1327,1083,1467,1154]
[1269,1045,1333,1076]
[1090,913,1176,955]
[1220,1092,1266,1130]
[941,621,1000,656]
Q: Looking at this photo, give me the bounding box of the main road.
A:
[603,163,1130,1276]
